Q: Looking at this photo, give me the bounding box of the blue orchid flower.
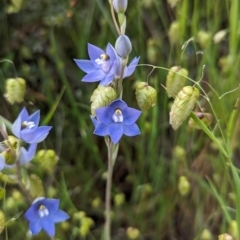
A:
[24,197,69,237]
[74,43,140,86]
[12,108,52,144]
[93,99,141,144]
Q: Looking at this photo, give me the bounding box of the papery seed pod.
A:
[1,136,19,165]
[26,174,44,198]
[169,86,199,130]
[197,30,211,49]
[4,78,26,104]
[200,229,213,240]
[0,188,5,201]
[168,21,180,45]
[0,210,5,234]
[90,86,117,116]
[188,112,213,129]
[126,227,140,240]
[114,193,126,207]
[218,234,234,240]
[135,82,156,111]
[35,149,59,174]
[178,176,191,196]
[166,66,188,98]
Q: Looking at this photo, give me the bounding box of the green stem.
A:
[104,139,119,240]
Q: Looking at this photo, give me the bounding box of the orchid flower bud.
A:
[113,0,128,13]
[115,34,132,58]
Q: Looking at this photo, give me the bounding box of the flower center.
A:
[95,54,110,72]
[38,204,49,218]
[22,121,35,129]
[112,109,123,122]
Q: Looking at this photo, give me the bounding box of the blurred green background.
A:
[0,0,240,239]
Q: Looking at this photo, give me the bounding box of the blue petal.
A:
[74,59,95,73]
[29,221,42,235]
[88,43,104,62]
[25,204,39,222]
[94,122,109,136]
[82,70,106,82]
[19,143,38,165]
[12,114,23,138]
[123,123,141,136]
[0,155,5,171]
[99,74,115,86]
[109,123,123,144]
[109,99,128,111]
[90,116,98,127]
[41,217,55,237]
[95,106,113,125]
[106,43,117,62]
[22,126,52,144]
[42,198,60,213]
[122,107,141,125]
[28,110,40,128]
[53,210,70,223]
[124,56,140,78]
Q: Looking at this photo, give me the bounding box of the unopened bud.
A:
[126,227,140,240]
[113,0,128,13]
[115,35,132,58]
[5,77,26,104]
[170,86,199,130]
[166,66,188,98]
[135,82,156,111]
[90,86,117,116]
[188,112,213,129]
[178,176,191,196]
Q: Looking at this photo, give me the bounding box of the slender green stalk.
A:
[104,139,118,240]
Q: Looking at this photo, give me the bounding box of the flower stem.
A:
[104,138,119,240]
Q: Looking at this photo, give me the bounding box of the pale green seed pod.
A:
[200,229,213,240]
[228,220,238,239]
[169,86,199,130]
[0,210,5,234]
[197,30,211,49]
[114,193,126,207]
[1,136,19,165]
[26,174,44,198]
[178,176,191,196]
[35,149,59,174]
[188,112,213,129]
[5,77,26,104]
[218,234,234,240]
[90,86,117,116]
[168,21,180,45]
[135,82,156,111]
[126,227,140,240]
[166,66,188,98]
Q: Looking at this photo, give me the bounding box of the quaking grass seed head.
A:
[166,66,188,98]
[135,82,156,111]
[90,86,117,116]
[169,86,199,130]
